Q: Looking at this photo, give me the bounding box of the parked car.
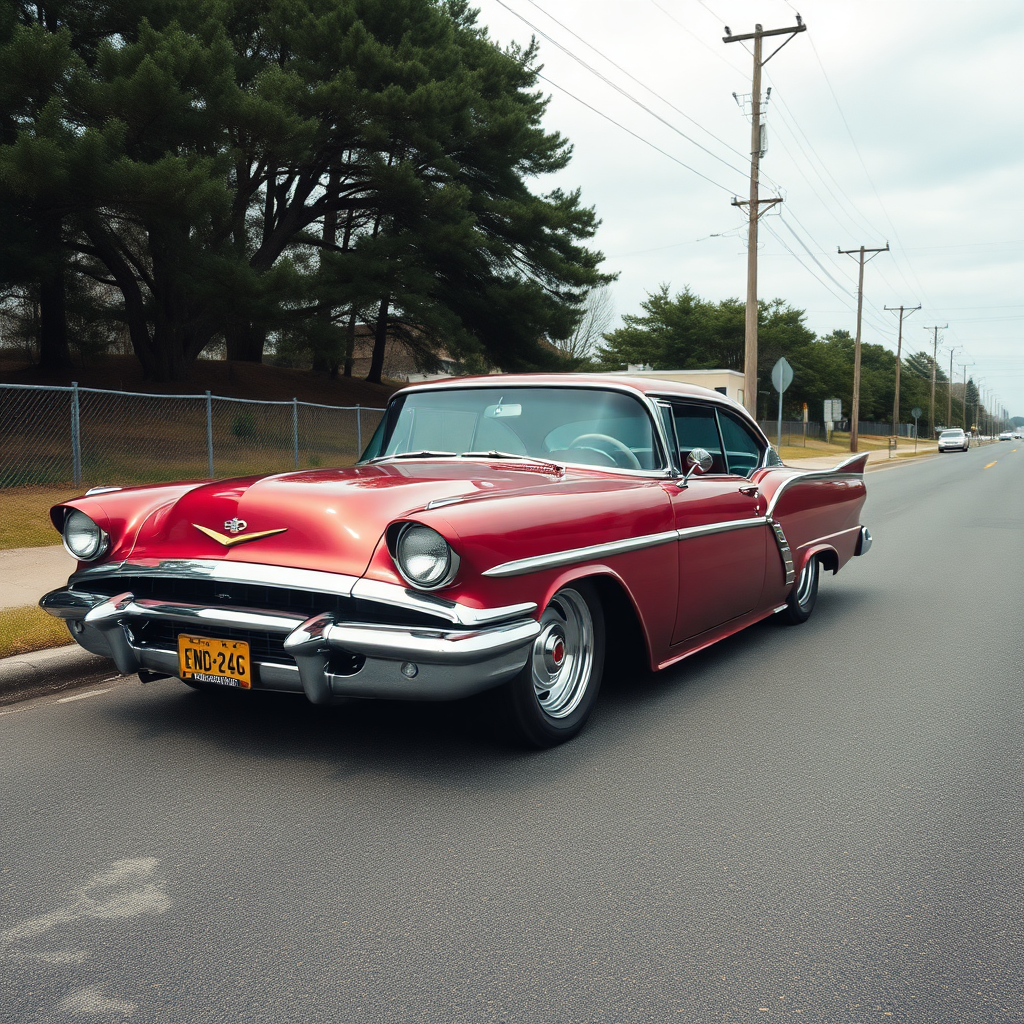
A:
[938,428,970,452]
[41,376,872,747]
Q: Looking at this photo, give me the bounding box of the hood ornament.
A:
[193,523,288,548]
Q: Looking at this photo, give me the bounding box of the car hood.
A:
[121,461,610,578]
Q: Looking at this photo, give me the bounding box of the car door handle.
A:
[739,485,760,497]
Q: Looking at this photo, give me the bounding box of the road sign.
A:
[824,399,842,422]
[911,406,922,419]
[771,357,794,393]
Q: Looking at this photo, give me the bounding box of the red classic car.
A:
[41,375,871,746]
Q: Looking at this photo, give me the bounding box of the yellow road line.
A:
[984,461,997,469]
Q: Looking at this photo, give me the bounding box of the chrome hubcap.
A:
[530,589,594,719]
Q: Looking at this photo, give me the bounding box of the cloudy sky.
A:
[469,0,1024,420]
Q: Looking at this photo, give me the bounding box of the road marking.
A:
[55,688,111,704]
[984,461,997,469]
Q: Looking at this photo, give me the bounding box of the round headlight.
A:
[63,510,108,561]
[395,524,459,589]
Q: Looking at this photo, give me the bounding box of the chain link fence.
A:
[0,383,385,490]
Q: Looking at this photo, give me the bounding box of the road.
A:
[1,446,1021,1023]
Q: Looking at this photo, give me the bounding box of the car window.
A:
[717,410,764,477]
[361,387,660,470]
[671,403,726,474]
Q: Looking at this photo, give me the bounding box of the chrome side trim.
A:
[676,516,769,542]
[768,519,796,585]
[85,486,123,495]
[482,530,679,579]
[482,518,769,578]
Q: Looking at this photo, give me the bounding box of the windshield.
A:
[359,386,661,471]
[940,429,963,438]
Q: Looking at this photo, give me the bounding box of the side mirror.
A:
[681,447,713,484]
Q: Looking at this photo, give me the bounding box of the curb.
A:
[0,644,118,708]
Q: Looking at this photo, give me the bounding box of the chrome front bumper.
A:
[41,586,540,704]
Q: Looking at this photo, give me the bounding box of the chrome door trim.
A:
[483,530,680,578]
[483,517,770,578]
[675,516,769,542]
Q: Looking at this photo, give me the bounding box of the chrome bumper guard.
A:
[40,588,540,704]
[854,526,872,556]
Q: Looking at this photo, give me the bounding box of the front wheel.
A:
[498,582,605,748]
[779,556,820,626]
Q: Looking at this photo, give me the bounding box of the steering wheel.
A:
[568,433,642,470]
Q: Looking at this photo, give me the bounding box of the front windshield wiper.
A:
[368,450,458,463]
[459,451,565,471]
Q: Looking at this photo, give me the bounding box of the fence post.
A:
[71,381,82,486]
[356,405,361,455]
[206,391,214,478]
[292,398,299,469]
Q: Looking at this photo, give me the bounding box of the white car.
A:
[938,428,970,452]
[999,431,1013,441]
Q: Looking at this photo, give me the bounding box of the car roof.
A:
[399,372,744,405]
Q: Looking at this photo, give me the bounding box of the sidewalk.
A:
[0,544,76,610]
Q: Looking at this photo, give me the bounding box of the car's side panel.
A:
[756,464,868,609]
[663,477,768,643]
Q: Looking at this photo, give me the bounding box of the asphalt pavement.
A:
[1,440,1021,1022]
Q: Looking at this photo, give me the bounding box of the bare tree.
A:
[556,285,615,362]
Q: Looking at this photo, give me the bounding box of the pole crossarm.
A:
[724,23,806,44]
[731,197,783,221]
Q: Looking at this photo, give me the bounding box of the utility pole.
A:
[838,243,889,451]
[724,16,806,418]
[884,303,920,439]
[947,347,959,429]
[960,362,974,430]
[923,324,947,437]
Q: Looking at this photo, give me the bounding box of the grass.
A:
[0,486,71,550]
[778,432,939,462]
[0,604,74,659]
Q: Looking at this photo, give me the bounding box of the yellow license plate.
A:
[177,635,252,689]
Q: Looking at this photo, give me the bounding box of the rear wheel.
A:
[779,556,820,626]
[498,582,605,748]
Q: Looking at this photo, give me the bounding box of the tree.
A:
[550,284,613,363]
[0,0,610,381]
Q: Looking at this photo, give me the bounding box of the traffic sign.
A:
[771,357,794,393]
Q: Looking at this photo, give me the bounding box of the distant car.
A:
[999,431,1013,441]
[40,375,872,747]
[1014,432,1023,440]
[938,428,970,452]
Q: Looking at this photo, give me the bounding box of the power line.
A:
[522,0,753,166]
[492,0,750,186]
[534,73,736,193]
